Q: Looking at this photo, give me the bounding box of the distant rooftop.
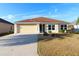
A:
[0,18,13,25]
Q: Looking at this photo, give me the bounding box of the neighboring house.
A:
[74,25,79,29]
[0,18,14,34]
[71,21,79,32]
[14,17,70,34]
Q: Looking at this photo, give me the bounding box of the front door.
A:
[39,24,45,33]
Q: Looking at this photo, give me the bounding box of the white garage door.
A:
[19,24,38,34]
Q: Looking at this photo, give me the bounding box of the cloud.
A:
[49,5,58,13]
[6,15,15,19]
[48,12,51,15]
[0,9,46,22]
[0,9,61,23]
[14,9,46,17]
[47,8,58,17]
[0,15,16,23]
[54,9,58,13]
[0,13,63,23]
[1,15,15,19]
[35,9,46,13]
[21,13,60,20]
[22,14,43,19]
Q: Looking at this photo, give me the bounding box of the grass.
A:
[37,33,79,56]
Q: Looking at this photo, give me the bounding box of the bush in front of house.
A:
[66,29,73,33]
[48,30,52,34]
[59,29,66,33]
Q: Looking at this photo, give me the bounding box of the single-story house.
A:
[14,17,71,34]
[0,18,14,34]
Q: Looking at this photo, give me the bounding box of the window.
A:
[64,27,67,30]
[64,25,67,27]
[61,27,63,30]
[61,25,63,27]
[48,24,55,30]
[48,25,51,30]
[64,25,67,30]
[52,25,55,30]
[61,25,63,30]
[61,25,67,30]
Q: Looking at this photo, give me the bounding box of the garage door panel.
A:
[19,25,38,34]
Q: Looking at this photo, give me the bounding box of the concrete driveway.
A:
[0,34,38,56]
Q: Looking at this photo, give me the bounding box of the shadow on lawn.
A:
[38,33,72,41]
[0,33,71,46]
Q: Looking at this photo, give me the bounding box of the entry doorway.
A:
[39,24,45,33]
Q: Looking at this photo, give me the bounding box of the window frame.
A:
[52,25,55,30]
[48,24,51,30]
[61,25,67,30]
[48,24,55,30]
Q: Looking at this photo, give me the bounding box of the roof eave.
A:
[15,21,70,24]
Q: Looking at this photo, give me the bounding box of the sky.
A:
[0,3,79,23]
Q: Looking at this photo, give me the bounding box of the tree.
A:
[76,17,79,29]
[76,17,79,25]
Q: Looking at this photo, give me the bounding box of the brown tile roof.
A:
[18,17,69,23]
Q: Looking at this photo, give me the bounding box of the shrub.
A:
[60,29,65,33]
[48,30,52,34]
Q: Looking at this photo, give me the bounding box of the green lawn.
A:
[37,34,79,56]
